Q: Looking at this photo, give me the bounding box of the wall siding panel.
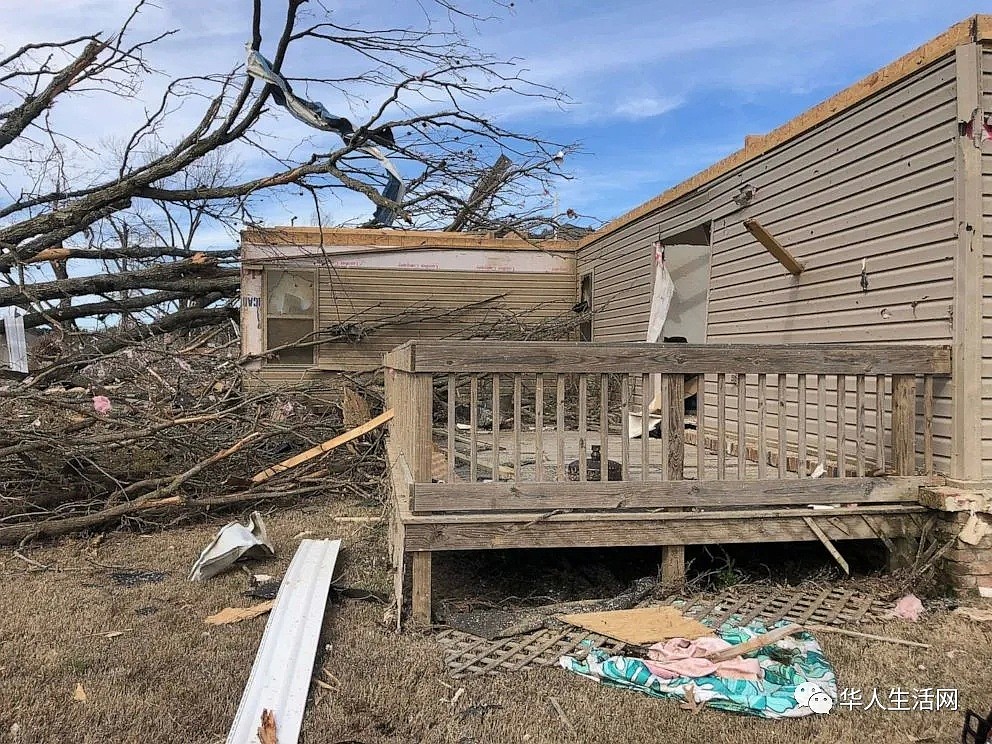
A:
[578,54,959,474]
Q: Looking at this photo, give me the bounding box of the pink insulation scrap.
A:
[892,594,923,622]
[92,395,112,415]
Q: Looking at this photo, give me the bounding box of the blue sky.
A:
[1,0,987,243]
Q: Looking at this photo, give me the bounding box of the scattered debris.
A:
[258,709,278,744]
[189,511,274,581]
[953,606,992,623]
[12,550,49,572]
[206,601,275,625]
[558,606,711,645]
[72,683,87,703]
[958,513,992,546]
[891,594,924,622]
[226,539,341,744]
[560,621,836,718]
[245,579,282,601]
[447,687,465,707]
[805,624,930,649]
[459,704,504,721]
[547,697,575,734]
[442,577,656,640]
[79,628,132,639]
[250,409,394,484]
[110,570,166,586]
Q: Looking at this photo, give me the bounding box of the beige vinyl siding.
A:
[579,54,959,474]
[981,45,992,478]
[315,268,576,370]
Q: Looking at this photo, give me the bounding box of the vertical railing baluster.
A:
[513,373,522,482]
[447,373,456,483]
[641,372,650,481]
[797,374,807,478]
[621,374,631,480]
[535,374,544,482]
[661,374,671,478]
[556,373,566,481]
[492,374,500,481]
[817,374,826,471]
[737,373,746,480]
[856,374,866,477]
[757,373,767,479]
[696,373,705,480]
[777,373,787,478]
[470,375,478,483]
[875,374,886,474]
[668,374,685,480]
[578,374,587,481]
[924,374,934,476]
[717,373,726,479]
[837,374,847,477]
[891,374,916,475]
[600,373,609,480]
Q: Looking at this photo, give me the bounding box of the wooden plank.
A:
[804,517,851,575]
[743,219,804,275]
[717,373,726,479]
[660,375,671,477]
[856,375,866,477]
[252,409,395,482]
[577,374,586,482]
[621,375,631,480]
[403,342,953,375]
[535,374,545,482]
[579,17,976,244]
[403,509,925,551]
[757,373,767,479]
[600,373,609,478]
[891,374,916,475]
[923,375,934,475]
[411,477,932,513]
[737,374,747,479]
[412,551,432,624]
[556,374,566,481]
[470,376,478,483]
[837,374,847,476]
[797,374,807,478]
[513,373,522,482]
[777,374,787,478]
[875,374,886,473]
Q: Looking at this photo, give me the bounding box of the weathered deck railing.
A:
[384,341,951,514]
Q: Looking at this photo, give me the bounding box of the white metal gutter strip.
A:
[226,538,341,744]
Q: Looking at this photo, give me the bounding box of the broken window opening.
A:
[265,270,316,365]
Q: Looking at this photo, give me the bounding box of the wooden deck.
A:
[384,340,952,625]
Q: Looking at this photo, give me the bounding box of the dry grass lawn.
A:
[2,500,991,744]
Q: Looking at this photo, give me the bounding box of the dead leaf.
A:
[258,709,277,744]
[73,683,87,703]
[205,600,274,625]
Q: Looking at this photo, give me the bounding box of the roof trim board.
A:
[580,14,992,247]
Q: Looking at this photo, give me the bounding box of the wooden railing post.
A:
[661,373,685,586]
[891,374,916,476]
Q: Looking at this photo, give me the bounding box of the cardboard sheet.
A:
[559,605,713,645]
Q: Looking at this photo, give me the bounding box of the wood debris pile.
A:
[0,327,387,545]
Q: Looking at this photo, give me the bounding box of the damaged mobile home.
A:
[242,16,992,624]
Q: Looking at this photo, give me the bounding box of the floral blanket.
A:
[559,621,836,718]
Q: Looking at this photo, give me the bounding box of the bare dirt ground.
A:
[2,499,991,744]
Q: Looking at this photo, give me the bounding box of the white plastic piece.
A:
[189,511,274,581]
[227,538,341,744]
[1,307,27,373]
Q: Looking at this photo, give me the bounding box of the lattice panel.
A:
[436,586,890,678]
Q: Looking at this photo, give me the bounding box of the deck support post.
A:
[886,536,919,572]
[660,546,686,586]
[411,551,432,625]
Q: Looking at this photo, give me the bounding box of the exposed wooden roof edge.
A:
[241,226,581,252]
[579,14,992,249]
